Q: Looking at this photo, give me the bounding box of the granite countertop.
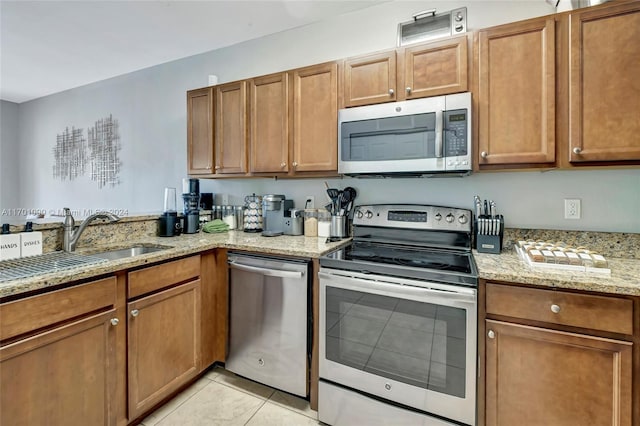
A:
[475,250,640,296]
[0,231,351,299]
[2,231,639,299]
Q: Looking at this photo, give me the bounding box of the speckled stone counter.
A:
[2,219,639,299]
[0,231,350,299]
[475,249,640,296]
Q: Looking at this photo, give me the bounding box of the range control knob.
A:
[355,209,364,219]
[365,210,374,219]
[458,215,468,224]
[445,214,455,223]
[435,213,442,221]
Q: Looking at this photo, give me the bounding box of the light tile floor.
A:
[141,366,323,426]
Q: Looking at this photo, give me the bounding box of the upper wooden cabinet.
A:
[476,17,556,168]
[341,35,469,107]
[291,62,338,173]
[186,87,214,175]
[342,51,397,107]
[567,2,640,163]
[249,73,289,174]
[215,81,248,174]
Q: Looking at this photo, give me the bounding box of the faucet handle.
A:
[63,207,75,228]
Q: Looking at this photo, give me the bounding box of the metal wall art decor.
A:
[52,115,122,188]
[52,127,87,181]
[88,115,121,188]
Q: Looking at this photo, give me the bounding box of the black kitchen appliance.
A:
[318,204,478,426]
[158,187,181,237]
[182,178,200,234]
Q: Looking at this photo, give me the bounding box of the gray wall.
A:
[1,100,20,213]
[8,1,640,232]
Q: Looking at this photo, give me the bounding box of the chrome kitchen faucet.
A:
[62,207,120,252]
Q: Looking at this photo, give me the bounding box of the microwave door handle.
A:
[435,110,444,158]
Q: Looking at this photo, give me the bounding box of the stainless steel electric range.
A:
[318,204,478,426]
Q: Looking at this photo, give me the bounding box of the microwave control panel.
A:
[443,109,468,157]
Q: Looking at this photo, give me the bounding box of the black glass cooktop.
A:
[320,241,477,287]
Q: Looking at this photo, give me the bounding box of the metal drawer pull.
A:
[388,89,394,96]
[110,318,119,326]
[131,309,140,317]
[573,147,582,154]
[406,87,412,94]
[551,304,561,314]
[488,330,495,339]
[481,151,488,158]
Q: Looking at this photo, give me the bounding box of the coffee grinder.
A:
[182,178,201,234]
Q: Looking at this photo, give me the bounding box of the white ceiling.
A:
[0,0,386,103]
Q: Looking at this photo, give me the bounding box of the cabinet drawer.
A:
[0,276,117,341]
[128,255,200,298]
[485,283,633,335]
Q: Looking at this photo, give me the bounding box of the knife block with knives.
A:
[474,196,504,254]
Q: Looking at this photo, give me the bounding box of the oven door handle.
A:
[318,271,475,303]
[229,261,305,279]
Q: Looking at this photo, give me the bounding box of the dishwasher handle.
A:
[229,260,305,279]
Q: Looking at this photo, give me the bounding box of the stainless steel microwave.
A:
[338,92,472,177]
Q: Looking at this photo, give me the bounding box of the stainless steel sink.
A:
[90,245,169,261]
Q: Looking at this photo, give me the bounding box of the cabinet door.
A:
[127,280,201,420]
[215,81,248,173]
[1,310,118,426]
[477,18,556,166]
[568,2,640,162]
[291,62,338,173]
[485,319,632,426]
[400,35,468,100]
[249,73,289,173]
[342,51,396,107]
[187,88,214,175]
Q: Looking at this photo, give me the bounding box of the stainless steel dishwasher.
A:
[226,252,310,397]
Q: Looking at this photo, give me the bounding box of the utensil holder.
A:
[475,215,504,254]
[330,215,346,238]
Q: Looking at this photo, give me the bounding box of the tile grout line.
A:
[146,376,217,426]
[243,398,269,426]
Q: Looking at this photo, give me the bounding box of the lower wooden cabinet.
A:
[485,319,632,426]
[482,281,637,426]
[127,279,201,420]
[1,310,118,426]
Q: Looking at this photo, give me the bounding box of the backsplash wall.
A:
[4,1,639,233]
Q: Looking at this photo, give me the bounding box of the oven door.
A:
[319,268,477,426]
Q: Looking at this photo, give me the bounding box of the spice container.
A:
[304,209,318,237]
[541,250,556,263]
[528,249,545,263]
[317,210,331,238]
[235,206,244,230]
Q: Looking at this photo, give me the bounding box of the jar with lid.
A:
[223,205,237,230]
[317,210,331,238]
[213,205,223,220]
[304,209,318,237]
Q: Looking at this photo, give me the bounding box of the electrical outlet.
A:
[564,199,581,219]
[221,194,229,205]
[305,196,315,208]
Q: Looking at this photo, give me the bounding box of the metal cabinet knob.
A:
[292,161,298,167]
[214,165,221,170]
[480,151,488,159]
[388,89,394,96]
[573,147,582,154]
[110,318,119,326]
[280,162,287,168]
[131,309,139,317]
[406,87,412,94]
[488,330,495,339]
[551,304,561,314]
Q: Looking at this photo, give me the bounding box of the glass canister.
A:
[317,210,331,238]
[304,209,318,237]
[223,205,237,230]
